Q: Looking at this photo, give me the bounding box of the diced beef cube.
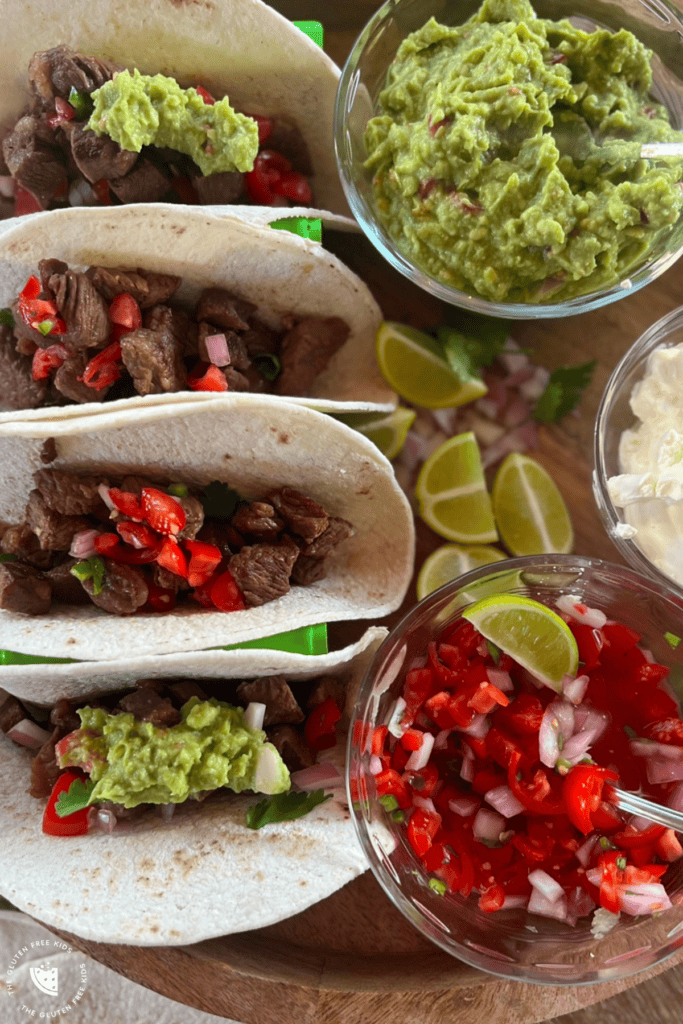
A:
[267,118,313,176]
[30,726,65,799]
[49,698,81,733]
[28,45,119,104]
[46,558,92,605]
[2,115,66,203]
[120,325,187,396]
[64,121,138,183]
[145,305,197,358]
[306,676,347,711]
[0,323,48,410]
[192,170,244,204]
[267,487,329,544]
[53,350,110,403]
[224,367,251,391]
[33,469,108,516]
[196,520,237,557]
[236,675,304,726]
[80,561,148,615]
[276,317,350,396]
[40,438,58,465]
[1,523,54,569]
[303,517,354,558]
[25,489,90,551]
[119,475,158,496]
[108,158,170,203]
[228,535,299,607]
[38,259,68,293]
[197,322,250,370]
[152,563,190,592]
[86,267,181,308]
[195,288,255,332]
[290,554,326,586]
[242,318,279,357]
[117,686,181,728]
[266,724,315,771]
[0,692,27,734]
[46,268,110,350]
[168,680,209,704]
[15,334,38,357]
[0,562,51,614]
[176,494,204,541]
[231,501,284,539]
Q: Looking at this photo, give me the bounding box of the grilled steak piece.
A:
[2,115,66,203]
[0,692,27,734]
[28,45,119,104]
[46,558,92,605]
[268,487,329,544]
[145,305,197,358]
[87,267,181,308]
[53,350,110,403]
[25,489,90,551]
[176,494,205,541]
[242,318,279,357]
[0,561,51,614]
[267,118,313,176]
[30,726,66,799]
[290,554,326,586]
[228,535,299,607]
[80,561,148,615]
[231,501,284,539]
[152,563,189,592]
[192,170,244,205]
[120,325,187,395]
[65,121,138,184]
[46,268,110,350]
[236,675,304,726]
[0,523,54,569]
[276,316,349,396]
[266,724,315,771]
[50,698,81,733]
[195,288,255,332]
[117,686,182,728]
[40,437,58,464]
[197,322,250,369]
[39,258,68,293]
[303,517,354,558]
[108,158,170,203]
[33,468,108,516]
[306,676,347,711]
[168,679,209,704]
[0,324,48,410]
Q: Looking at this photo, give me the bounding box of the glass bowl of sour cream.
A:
[594,304,683,600]
[334,0,683,319]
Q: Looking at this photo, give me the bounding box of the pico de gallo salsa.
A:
[363,599,683,926]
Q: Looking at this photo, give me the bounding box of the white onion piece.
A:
[369,754,383,776]
[619,883,672,916]
[291,763,343,792]
[528,888,568,921]
[487,667,513,692]
[555,595,607,628]
[244,702,265,731]
[642,648,655,664]
[98,483,115,510]
[520,365,550,401]
[475,398,499,420]
[405,731,434,771]
[448,793,481,817]
[457,713,489,739]
[460,747,475,782]
[386,697,407,739]
[575,834,600,868]
[554,700,576,737]
[69,528,101,560]
[205,333,231,366]
[498,345,528,374]
[434,729,452,750]
[562,674,589,705]
[484,784,525,818]
[529,869,565,903]
[96,808,117,834]
[501,894,528,910]
[0,175,15,198]
[667,782,683,813]
[430,408,455,434]
[413,795,437,815]
[473,807,505,842]
[6,718,52,749]
[69,178,96,207]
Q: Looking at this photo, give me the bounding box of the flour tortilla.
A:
[0,0,349,215]
[0,203,395,417]
[0,628,384,945]
[0,396,414,659]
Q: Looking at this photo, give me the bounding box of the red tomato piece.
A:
[209,570,246,613]
[145,581,177,613]
[14,185,43,216]
[79,340,122,390]
[478,882,505,913]
[107,487,144,521]
[188,363,229,392]
[184,539,223,587]
[601,621,641,659]
[141,488,186,536]
[157,537,189,578]
[402,668,435,726]
[400,727,424,752]
[371,725,389,757]
[109,293,142,330]
[407,807,442,858]
[404,763,440,798]
[42,771,91,837]
[271,169,312,204]
[31,343,68,380]
[374,768,411,809]
[494,693,546,736]
[468,682,510,714]
[244,149,292,205]
[563,764,619,834]
[92,178,111,205]
[195,85,215,105]
[117,521,158,550]
[245,112,273,145]
[94,534,160,564]
[568,620,605,668]
[304,697,342,752]
[643,718,683,746]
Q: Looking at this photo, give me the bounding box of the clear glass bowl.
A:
[334,0,683,319]
[593,304,683,602]
[347,556,683,985]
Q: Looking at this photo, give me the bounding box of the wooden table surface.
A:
[42,2,683,1021]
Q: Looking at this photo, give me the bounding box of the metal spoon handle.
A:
[611,786,683,832]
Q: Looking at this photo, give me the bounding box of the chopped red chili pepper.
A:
[407,807,441,858]
[79,340,122,390]
[195,85,215,105]
[563,764,618,834]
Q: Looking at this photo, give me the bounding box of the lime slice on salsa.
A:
[462,594,579,691]
[375,322,487,409]
[342,407,416,460]
[416,543,506,600]
[415,431,498,543]
[492,453,573,556]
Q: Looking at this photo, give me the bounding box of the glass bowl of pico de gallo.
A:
[347,555,683,984]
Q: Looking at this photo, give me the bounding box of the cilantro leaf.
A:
[436,318,509,381]
[0,308,14,328]
[534,360,596,423]
[245,789,332,830]
[54,777,95,818]
[200,480,241,520]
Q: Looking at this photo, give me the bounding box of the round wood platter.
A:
[36,2,683,1018]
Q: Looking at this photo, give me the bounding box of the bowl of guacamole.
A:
[335,0,683,318]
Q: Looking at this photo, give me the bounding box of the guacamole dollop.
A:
[57,697,290,808]
[364,0,683,303]
[87,69,259,176]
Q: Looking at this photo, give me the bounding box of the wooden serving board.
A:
[38,3,683,1019]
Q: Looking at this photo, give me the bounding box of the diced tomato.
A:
[141,488,186,536]
[440,618,481,656]
[107,487,144,521]
[17,275,66,335]
[157,537,189,578]
[508,753,564,816]
[407,807,441,858]
[468,681,510,714]
[563,764,619,835]
[92,178,111,205]
[404,763,439,798]
[597,851,623,914]
[371,725,388,757]
[643,718,683,746]
[94,533,160,564]
[42,771,91,837]
[400,727,424,752]
[245,112,273,145]
[79,340,122,390]
[304,697,341,752]
[14,184,42,216]
[375,768,411,809]
[568,620,604,668]
[601,621,641,660]
[486,726,526,771]
[109,293,142,331]
[494,693,545,736]
[187,363,228,392]
[184,539,222,587]
[145,581,177,613]
[472,765,506,796]
[437,643,467,675]
[478,882,505,913]
[402,668,434,726]
[209,570,246,613]
[31,343,68,380]
[656,829,683,862]
[195,85,215,105]
[244,149,291,205]
[116,521,158,550]
[273,169,311,204]
[391,743,409,773]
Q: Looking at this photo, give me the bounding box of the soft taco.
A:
[0,627,385,945]
[0,396,414,659]
[0,204,395,417]
[0,0,348,218]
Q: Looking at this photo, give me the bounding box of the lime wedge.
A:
[415,432,498,543]
[462,594,579,691]
[342,407,416,460]
[492,453,574,556]
[376,322,488,409]
[417,543,507,600]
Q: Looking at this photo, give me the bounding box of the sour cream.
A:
[606,342,683,587]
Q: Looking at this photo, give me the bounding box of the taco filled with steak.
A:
[0,396,414,659]
[0,204,393,417]
[0,0,348,218]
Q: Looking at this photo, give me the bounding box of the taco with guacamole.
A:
[0,204,394,417]
[0,0,348,218]
[0,627,385,944]
[0,395,414,660]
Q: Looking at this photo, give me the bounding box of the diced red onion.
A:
[6,718,52,748]
[386,697,407,739]
[405,731,434,771]
[529,869,565,903]
[205,333,231,366]
[430,408,455,434]
[457,713,489,739]
[501,894,528,910]
[475,397,500,420]
[667,782,683,813]
[658,829,683,861]
[642,648,655,664]
[586,868,603,887]
[487,667,513,692]
[156,803,176,822]
[539,701,574,767]
[413,795,437,815]
[502,396,531,428]
[69,178,96,207]
[434,728,452,750]
[562,727,600,763]
[520,365,550,401]
[448,792,481,816]
[98,483,115,510]
[460,746,475,782]
[0,176,15,199]
[485,784,525,818]
[504,365,534,388]
[369,754,383,776]
[555,596,607,628]
[562,673,589,704]
[630,738,683,761]
[498,346,528,375]
[576,834,600,867]
[473,807,505,842]
[528,888,568,921]
[291,763,343,792]
[619,883,672,916]
[481,426,532,469]
[628,815,655,832]
[646,758,683,784]
[244,702,265,731]
[566,885,595,919]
